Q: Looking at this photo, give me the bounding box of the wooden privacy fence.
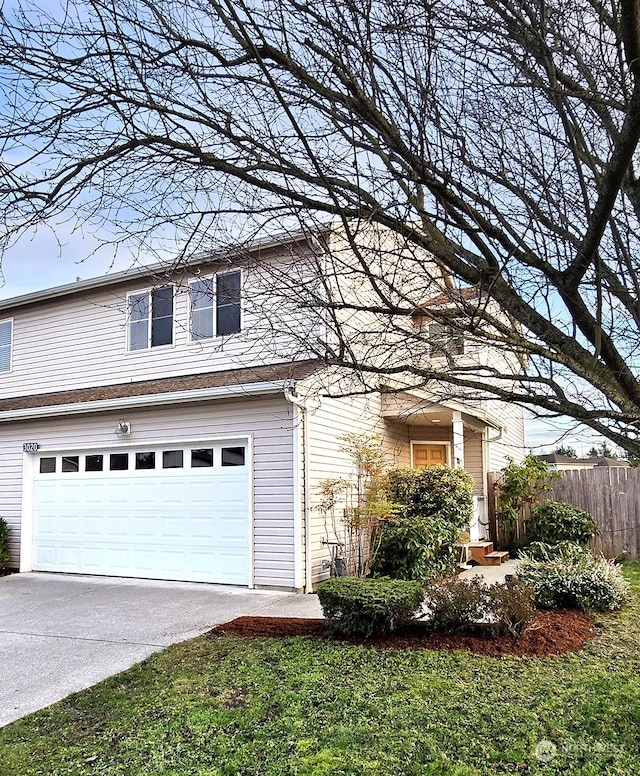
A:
[488,467,640,559]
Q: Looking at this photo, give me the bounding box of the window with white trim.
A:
[128,286,174,350]
[0,319,11,372]
[189,271,241,340]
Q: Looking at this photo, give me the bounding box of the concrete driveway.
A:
[0,572,319,727]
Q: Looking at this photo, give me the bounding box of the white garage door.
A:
[32,441,250,585]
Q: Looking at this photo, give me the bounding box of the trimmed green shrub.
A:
[516,552,630,611]
[487,579,536,636]
[373,465,474,581]
[317,577,424,638]
[423,575,489,632]
[0,517,9,570]
[527,501,597,545]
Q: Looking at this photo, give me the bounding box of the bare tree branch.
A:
[2,0,640,452]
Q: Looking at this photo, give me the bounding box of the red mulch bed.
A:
[210,609,595,657]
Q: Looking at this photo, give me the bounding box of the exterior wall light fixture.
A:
[115,420,132,438]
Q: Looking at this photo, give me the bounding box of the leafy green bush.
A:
[317,577,424,638]
[423,575,488,632]
[0,517,10,570]
[527,501,597,545]
[520,540,588,562]
[516,552,630,611]
[423,576,536,636]
[372,514,463,581]
[372,466,473,581]
[385,466,474,526]
[494,455,562,548]
[487,579,536,636]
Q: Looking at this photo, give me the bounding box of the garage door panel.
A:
[105,516,130,538]
[34,545,56,566]
[160,518,186,538]
[32,442,251,585]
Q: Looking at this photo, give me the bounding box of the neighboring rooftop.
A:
[536,453,630,469]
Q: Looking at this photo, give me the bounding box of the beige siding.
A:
[0,252,320,401]
[485,399,526,470]
[305,392,409,585]
[323,224,446,374]
[463,428,485,496]
[0,395,297,588]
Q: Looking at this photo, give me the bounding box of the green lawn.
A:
[3,567,640,776]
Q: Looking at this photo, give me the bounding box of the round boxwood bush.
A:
[527,501,596,545]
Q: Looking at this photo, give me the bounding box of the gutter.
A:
[484,425,504,443]
[284,387,313,593]
[0,228,325,314]
[0,380,291,422]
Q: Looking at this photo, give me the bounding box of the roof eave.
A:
[0,228,320,314]
[0,380,292,423]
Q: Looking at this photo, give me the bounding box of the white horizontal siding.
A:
[0,395,296,587]
[485,399,526,470]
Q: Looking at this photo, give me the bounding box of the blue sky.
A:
[0,223,140,298]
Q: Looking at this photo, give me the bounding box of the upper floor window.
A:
[189,271,241,340]
[190,278,214,340]
[428,323,464,357]
[128,286,174,350]
[0,319,12,372]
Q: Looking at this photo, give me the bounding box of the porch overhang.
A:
[380,388,503,433]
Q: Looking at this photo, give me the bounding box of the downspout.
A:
[482,424,504,543]
[482,426,504,498]
[483,424,504,477]
[284,387,313,593]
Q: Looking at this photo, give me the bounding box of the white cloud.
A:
[525,412,620,456]
[0,223,152,299]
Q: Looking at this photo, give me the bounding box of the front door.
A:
[412,443,448,468]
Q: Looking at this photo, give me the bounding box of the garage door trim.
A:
[21,435,254,586]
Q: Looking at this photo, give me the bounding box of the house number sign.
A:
[22,442,39,453]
